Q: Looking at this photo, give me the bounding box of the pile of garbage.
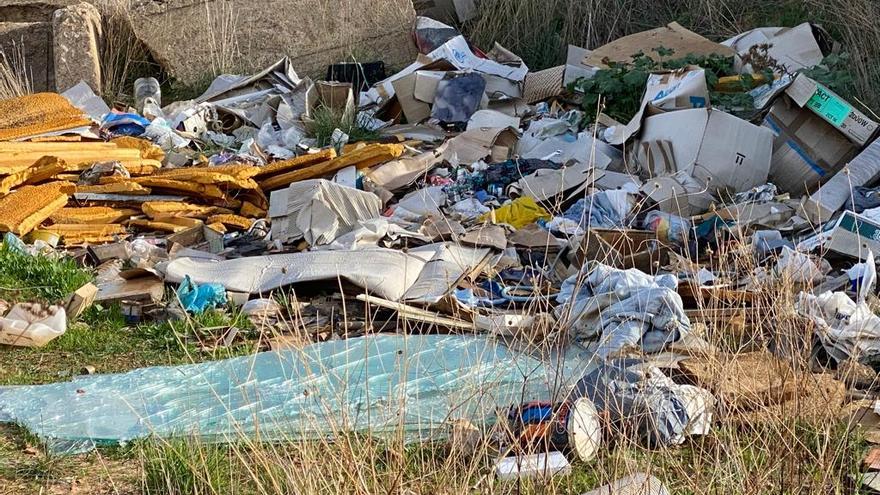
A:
[2,15,880,487]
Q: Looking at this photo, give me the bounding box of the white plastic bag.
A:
[0,303,67,347]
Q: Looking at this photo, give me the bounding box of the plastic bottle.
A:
[134,77,161,114]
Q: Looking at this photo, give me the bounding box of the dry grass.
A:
[94,0,156,104]
[0,39,32,100]
[55,191,867,494]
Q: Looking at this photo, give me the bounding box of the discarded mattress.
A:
[163,243,488,302]
[0,335,585,454]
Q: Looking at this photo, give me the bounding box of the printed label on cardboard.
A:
[807,87,852,127]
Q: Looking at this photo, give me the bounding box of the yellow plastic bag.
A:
[480,197,551,229]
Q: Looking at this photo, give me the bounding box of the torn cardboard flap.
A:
[445,127,519,164]
[723,23,824,73]
[606,66,710,145]
[785,74,878,146]
[414,70,447,103]
[369,35,527,105]
[564,45,599,89]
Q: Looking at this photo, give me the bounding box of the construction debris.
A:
[0,13,879,490]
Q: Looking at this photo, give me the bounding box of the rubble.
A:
[0,12,879,489]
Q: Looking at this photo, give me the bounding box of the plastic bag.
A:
[480,197,551,229]
[177,275,227,314]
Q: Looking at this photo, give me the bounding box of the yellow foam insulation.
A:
[51,207,140,224]
[0,142,116,151]
[0,93,92,141]
[42,223,128,234]
[158,164,261,179]
[153,165,260,189]
[120,160,162,176]
[0,156,68,195]
[110,136,166,162]
[39,223,128,245]
[0,181,74,235]
[131,178,227,200]
[54,173,82,181]
[259,144,404,191]
[142,201,233,219]
[239,201,267,218]
[207,214,254,230]
[207,222,227,233]
[77,182,153,195]
[29,136,83,143]
[128,218,199,233]
[253,149,336,178]
[0,148,145,175]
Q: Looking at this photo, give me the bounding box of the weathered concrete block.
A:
[52,1,102,93]
[127,0,418,85]
[0,21,53,91]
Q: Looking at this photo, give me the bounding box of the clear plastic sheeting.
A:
[0,335,583,454]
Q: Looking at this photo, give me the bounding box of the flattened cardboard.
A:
[97,275,164,304]
[639,108,773,194]
[586,22,735,67]
[392,73,431,124]
[764,96,860,196]
[785,74,878,146]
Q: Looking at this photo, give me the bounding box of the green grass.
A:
[0,305,257,386]
[309,105,380,148]
[0,243,93,304]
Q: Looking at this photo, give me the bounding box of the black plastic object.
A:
[326,62,386,93]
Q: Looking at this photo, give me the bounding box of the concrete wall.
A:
[127,0,418,85]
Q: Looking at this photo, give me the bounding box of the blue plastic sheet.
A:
[0,335,591,453]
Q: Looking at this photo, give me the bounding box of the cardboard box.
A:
[639,108,774,194]
[65,282,98,319]
[389,60,457,124]
[820,210,880,261]
[166,224,225,254]
[303,81,356,130]
[802,138,880,222]
[764,96,860,196]
[575,229,668,274]
[785,74,878,146]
